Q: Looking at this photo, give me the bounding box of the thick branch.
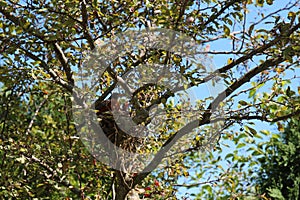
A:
[133,111,211,187]
[208,56,285,110]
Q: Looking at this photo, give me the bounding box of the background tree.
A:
[256,114,300,200]
[0,0,300,199]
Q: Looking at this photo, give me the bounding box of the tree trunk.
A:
[114,172,131,200]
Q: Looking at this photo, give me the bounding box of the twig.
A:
[80,0,95,50]
[25,154,82,196]
[25,96,48,135]
[53,42,74,84]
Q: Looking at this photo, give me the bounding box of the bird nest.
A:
[95,99,145,153]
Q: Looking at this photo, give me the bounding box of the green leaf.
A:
[292,45,300,51]
[223,25,230,36]
[252,149,263,156]
[256,0,264,6]
[248,24,255,35]
[16,28,23,34]
[254,133,263,139]
[245,125,257,136]
[266,0,273,5]
[288,12,295,21]
[16,155,26,164]
[260,130,270,136]
[237,143,246,148]
[0,1,7,6]
[271,134,280,139]
[36,183,45,187]
[37,8,48,13]
[267,188,285,200]
[225,153,234,159]
[249,88,256,98]
[238,100,248,106]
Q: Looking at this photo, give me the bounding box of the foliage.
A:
[256,115,300,200]
[0,0,300,199]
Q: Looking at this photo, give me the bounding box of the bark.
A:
[114,171,131,200]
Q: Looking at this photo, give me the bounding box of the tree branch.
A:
[25,154,82,197]
[201,22,300,84]
[25,96,48,135]
[229,109,300,123]
[80,0,95,50]
[208,56,285,110]
[53,42,74,85]
[202,0,241,27]
[15,43,74,93]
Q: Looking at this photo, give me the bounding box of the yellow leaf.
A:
[224,25,230,36]
[172,54,182,64]
[277,122,284,132]
[183,171,189,176]
[275,67,284,74]
[227,58,233,65]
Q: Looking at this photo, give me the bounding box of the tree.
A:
[0,0,300,199]
[256,115,300,200]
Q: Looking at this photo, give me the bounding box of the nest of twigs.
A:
[95,99,144,153]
